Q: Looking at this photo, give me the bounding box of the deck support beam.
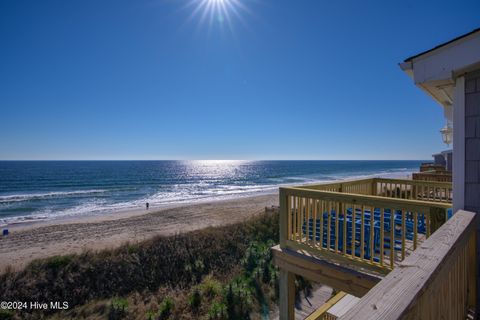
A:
[273,245,384,298]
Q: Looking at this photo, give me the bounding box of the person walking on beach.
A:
[146,202,149,210]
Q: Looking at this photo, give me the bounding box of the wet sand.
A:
[0,193,278,272]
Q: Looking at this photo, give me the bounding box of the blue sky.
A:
[1,0,479,160]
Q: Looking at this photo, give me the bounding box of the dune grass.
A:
[0,211,312,319]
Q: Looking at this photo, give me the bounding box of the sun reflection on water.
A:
[184,160,250,179]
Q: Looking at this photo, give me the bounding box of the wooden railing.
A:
[338,210,477,320]
[412,171,452,182]
[303,178,452,203]
[279,178,453,271]
[420,163,446,172]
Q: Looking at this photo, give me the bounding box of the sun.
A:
[184,0,251,33]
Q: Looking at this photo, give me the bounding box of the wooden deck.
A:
[273,178,460,320]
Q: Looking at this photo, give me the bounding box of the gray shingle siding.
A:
[465,71,480,211]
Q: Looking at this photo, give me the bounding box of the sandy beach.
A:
[0,193,278,273]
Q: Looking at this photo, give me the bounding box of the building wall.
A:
[465,71,480,214]
[465,70,480,312]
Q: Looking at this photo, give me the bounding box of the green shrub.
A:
[223,278,254,319]
[108,297,128,320]
[126,244,138,254]
[200,275,222,298]
[145,310,156,320]
[208,302,227,320]
[45,255,72,269]
[188,288,202,311]
[158,296,174,319]
[0,309,14,320]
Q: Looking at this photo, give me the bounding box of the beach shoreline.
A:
[0,193,279,272]
[1,170,412,230]
[0,172,413,273]
[2,189,279,232]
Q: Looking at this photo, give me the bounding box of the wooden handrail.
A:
[284,188,451,211]
[412,171,452,182]
[302,177,452,190]
[338,210,477,320]
[372,177,451,187]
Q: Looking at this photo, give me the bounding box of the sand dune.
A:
[0,193,278,272]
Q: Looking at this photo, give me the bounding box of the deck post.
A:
[279,268,295,320]
[371,179,377,196]
[280,188,288,247]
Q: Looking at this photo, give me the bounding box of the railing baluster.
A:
[300,197,306,242]
[320,200,324,250]
[390,207,395,268]
[380,207,384,266]
[426,208,431,238]
[306,198,310,246]
[313,199,317,248]
[293,196,296,240]
[327,201,331,251]
[297,197,301,242]
[335,201,339,252]
[401,208,406,261]
[414,210,418,250]
[370,205,374,263]
[287,195,291,240]
[343,202,347,255]
[361,205,365,260]
[352,204,356,258]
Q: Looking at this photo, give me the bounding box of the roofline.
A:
[404,27,480,62]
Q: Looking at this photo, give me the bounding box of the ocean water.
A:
[0,160,422,225]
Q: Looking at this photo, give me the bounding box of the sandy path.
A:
[0,193,278,272]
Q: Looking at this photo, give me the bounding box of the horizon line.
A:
[0,159,429,161]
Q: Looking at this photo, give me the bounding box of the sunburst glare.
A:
[183,0,251,33]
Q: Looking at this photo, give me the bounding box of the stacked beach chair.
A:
[300,207,453,263]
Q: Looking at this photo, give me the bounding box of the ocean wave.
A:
[0,189,108,203]
[0,167,417,225]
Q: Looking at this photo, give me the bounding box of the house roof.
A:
[404,27,480,62]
